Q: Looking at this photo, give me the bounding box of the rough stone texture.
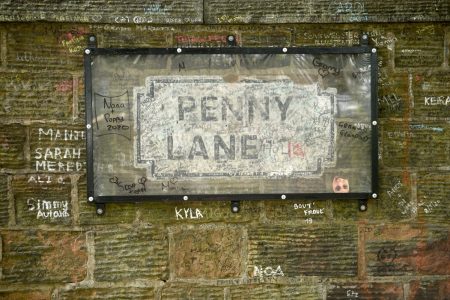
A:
[417,172,449,224]
[408,280,450,300]
[58,287,155,300]
[0,290,51,300]
[365,224,449,276]
[94,226,168,281]
[171,226,244,279]
[173,30,236,48]
[78,175,136,225]
[248,225,358,277]
[368,170,414,220]
[240,28,292,46]
[161,284,224,299]
[6,23,85,70]
[408,122,450,168]
[0,175,9,226]
[293,26,359,46]
[0,1,203,24]
[205,0,450,24]
[12,174,72,226]
[381,121,450,168]
[0,124,26,170]
[229,284,321,299]
[394,25,445,68]
[0,71,73,121]
[378,73,409,119]
[327,282,404,299]
[412,72,450,119]
[29,125,86,173]
[264,199,329,224]
[0,230,87,283]
[91,24,170,48]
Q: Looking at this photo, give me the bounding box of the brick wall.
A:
[0,1,449,299]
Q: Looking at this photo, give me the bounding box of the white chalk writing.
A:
[175,207,204,220]
[27,198,70,220]
[253,265,284,278]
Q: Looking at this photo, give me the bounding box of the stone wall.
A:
[0,1,449,299]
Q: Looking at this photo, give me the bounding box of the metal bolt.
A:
[88,196,94,202]
[96,208,104,215]
[372,48,377,53]
[227,35,235,42]
[372,193,378,199]
[372,121,377,126]
[360,204,367,211]
[282,47,288,53]
[183,195,188,201]
[177,48,182,53]
[85,49,91,55]
[281,194,286,200]
[86,124,92,129]
[89,36,96,42]
[362,34,368,40]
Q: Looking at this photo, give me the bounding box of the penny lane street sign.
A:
[84,36,378,214]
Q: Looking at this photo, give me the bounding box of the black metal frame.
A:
[84,35,378,213]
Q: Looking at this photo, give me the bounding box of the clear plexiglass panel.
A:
[87,51,375,198]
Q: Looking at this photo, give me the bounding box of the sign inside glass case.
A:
[84,39,378,205]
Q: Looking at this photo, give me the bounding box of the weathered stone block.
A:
[91,25,170,48]
[241,29,292,46]
[161,284,224,299]
[378,73,409,118]
[248,225,358,277]
[0,290,51,300]
[172,30,233,48]
[417,172,449,224]
[6,23,85,70]
[0,124,26,170]
[395,25,445,68]
[0,1,203,24]
[408,280,450,300]
[380,120,411,168]
[331,199,359,222]
[293,25,359,46]
[1,230,87,283]
[137,200,260,224]
[94,226,168,281]
[30,125,86,173]
[77,76,85,120]
[13,175,72,226]
[366,170,414,220]
[230,284,321,299]
[381,121,450,168]
[0,176,9,226]
[409,123,450,168]
[366,224,449,276]
[0,71,73,121]
[171,226,243,279]
[327,282,403,299]
[204,1,450,24]
[264,199,329,224]
[58,287,155,300]
[78,175,136,225]
[412,72,450,119]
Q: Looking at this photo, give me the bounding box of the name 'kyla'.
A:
[167,134,259,160]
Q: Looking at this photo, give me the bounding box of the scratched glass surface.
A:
[90,53,373,196]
